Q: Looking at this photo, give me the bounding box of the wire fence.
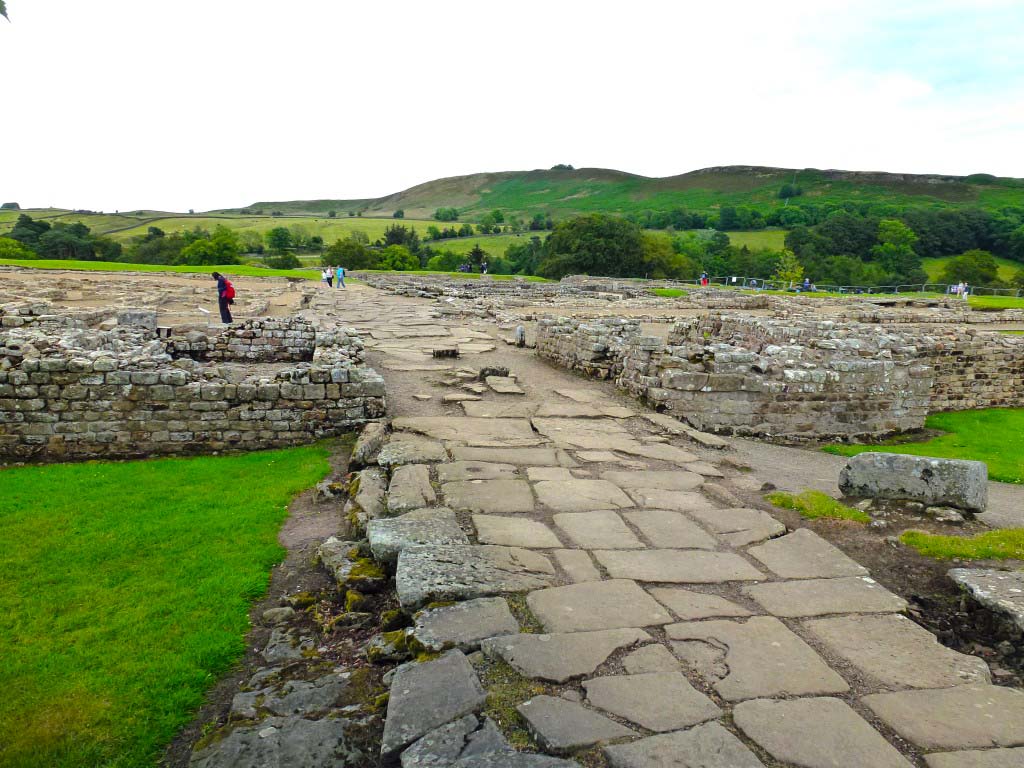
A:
[671,276,1024,298]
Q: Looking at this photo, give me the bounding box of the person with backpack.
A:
[212,272,234,323]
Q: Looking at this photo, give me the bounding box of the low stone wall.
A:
[535,312,1024,441]
[167,317,317,362]
[0,309,385,461]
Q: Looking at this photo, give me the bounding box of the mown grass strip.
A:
[900,528,1024,560]
[0,257,321,280]
[767,489,871,523]
[0,445,330,768]
[824,408,1024,484]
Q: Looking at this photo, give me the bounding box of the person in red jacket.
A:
[212,272,234,323]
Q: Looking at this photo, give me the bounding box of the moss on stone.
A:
[345,590,368,612]
[478,658,547,751]
[286,591,317,610]
[379,609,406,631]
[505,593,544,634]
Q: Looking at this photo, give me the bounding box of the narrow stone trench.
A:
[181,283,1024,768]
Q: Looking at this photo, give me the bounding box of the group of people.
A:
[321,266,346,289]
[951,281,971,298]
[456,261,489,274]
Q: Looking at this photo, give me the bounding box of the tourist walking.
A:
[336,265,346,288]
[321,267,331,288]
[212,271,234,324]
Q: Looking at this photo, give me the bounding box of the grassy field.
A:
[922,254,1023,283]
[355,269,549,282]
[425,232,550,257]
[824,408,1024,484]
[722,229,788,250]
[0,445,330,768]
[0,257,321,280]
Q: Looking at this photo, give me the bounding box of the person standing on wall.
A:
[212,271,234,324]
[336,264,345,288]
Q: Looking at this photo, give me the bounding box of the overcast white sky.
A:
[2,0,1022,212]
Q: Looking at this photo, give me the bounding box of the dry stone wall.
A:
[536,312,1024,441]
[166,317,317,362]
[0,306,384,462]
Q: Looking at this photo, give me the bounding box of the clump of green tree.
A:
[433,207,459,222]
[7,214,122,261]
[120,225,241,266]
[940,250,1003,286]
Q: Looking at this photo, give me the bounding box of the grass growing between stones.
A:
[823,408,1024,484]
[767,490,871,523]
[652,288,687,298]
[900,528,1024,560]
[0,445,330,768]
[477,658,548,750]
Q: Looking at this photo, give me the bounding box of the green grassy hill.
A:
[225,166,1024,220]
[922,254,1023,282]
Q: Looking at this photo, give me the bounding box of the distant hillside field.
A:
[922,254,1023,283]
[225,166,1024,220]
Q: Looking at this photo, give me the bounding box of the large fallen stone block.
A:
[839,452,987,512]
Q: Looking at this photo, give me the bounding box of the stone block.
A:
[839,452,987,512]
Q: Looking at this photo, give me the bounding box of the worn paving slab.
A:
[667,616,849,701]
[603,722,765,768]
[527,579,671,632]
[534,402,607,418]
[473,515,562,548]
[451,446,562,466]
[685,461,726,478]
[454,754,580,767]
[443,479,536,513]
[388,464,437,513]
[531,417,631,450]
[461,400,536,418]
[623,510,719,549]
[517,695,636,753]
[621,643,680,674]
[368,509,469,564]
[437,461,518,482]
[804,613,991,689]
[733,697,913,768]
[399,714,510,767]
[412,597,520,652]
[647,587,753,620]
[616,441,700,464]
[378,434,449,466]
[594,549,765,583]
[686,507,787,546]
[744,576,908,617]
[190,716,357,768]
[553,511,644,550]
[602,470,705,492]
[480,628,651,683]
[747,528,869,579]
[534,478,634,511]
[381,650,487,759]
[395,544,554,610]
[583,672,721,732]
[485,375,525,394]
[622,488,714,512]
[352,467,388,520]
[552,549,601,582]
[525,466,575,482]
[862,685,1024,750]
[924,748,1024,768]
[395,417,543,447]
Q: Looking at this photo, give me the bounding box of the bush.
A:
[377,244,418,271]
[0,236,36,259]
[433,207,459,222]
[264,253,301,269]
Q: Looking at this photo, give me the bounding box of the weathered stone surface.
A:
[381,650,487,759]
[647,587,752,620]
[862,685,1024,750]
[262,628,316,663]
[685,461,726,478]
[527,579,671,632]
[353,467,388,520]
[525,466,574,482]
[839,452,988,513]
[602,470,704,492]
[401,715,488,767]
[622,510,719,549]
[413,597,519,652]
[352,421,388,466]
[394,417,542,447]
[388,464,437,513]
[616,441,700,464]
[553,511,644,549]
[461,401,535,418]
[190,716,359,768]
[473,515,562,548]
[949,568,1024,633]
[686,507,786,546]
[481,628,650,682]
[450,447,561,465]
[804,613,991,689]
[604,722,765,768]
[395,544,554,610]
[595,549,764,583]
[436,461,517,482]
[442,393,482,403]
[368,509,469,565]
[454,754,579,767]
[733,697,913,768]
[667,616,849,701]
[485,375,525,394]
[744,576,908,617]
[747,528,868,579]
[317,537,387,591]
[622,488,714,512]
[231,670,349,719]
[378,433,449,466]
[517,695,636,753]
[442,479,535,513]
[583,672,721,732]
[924,748,1024,768]
[622,643,679,674]
[535,479,634,512]
[531,418,635,451]
[534,401,607,418]
[642,412,731,449]
[553,549,601,582]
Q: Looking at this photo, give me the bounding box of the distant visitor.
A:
[212,272,234,323]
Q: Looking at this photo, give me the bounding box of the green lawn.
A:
[922,254,1023,283]
[721,229,788,250]
[900,528,1024,560]
[0,257,321,280]
[356,269,549,282]
[652,288,687,298]
[824,409,1024,484]
[425,232,550,257]
[0,446,330,768]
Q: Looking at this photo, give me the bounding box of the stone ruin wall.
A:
[535,311,1024,441]
[0,305,385,462]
